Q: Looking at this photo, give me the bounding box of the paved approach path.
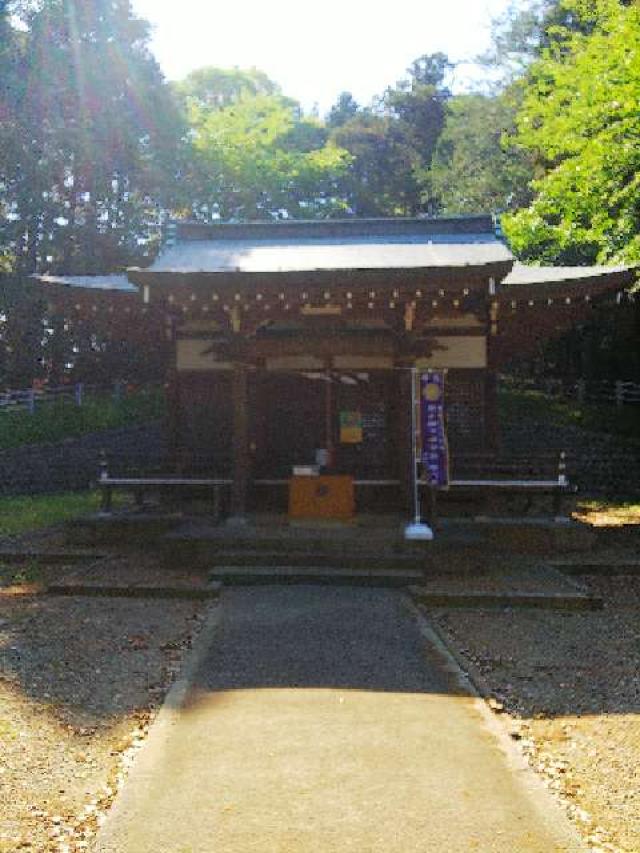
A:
[94,587,584,853]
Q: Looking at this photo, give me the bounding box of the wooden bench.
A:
[97,456,232,519]
[96,453,572,521]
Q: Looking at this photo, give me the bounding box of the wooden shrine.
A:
[36,216,635,521]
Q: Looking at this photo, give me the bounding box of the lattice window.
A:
[445,373,485,451]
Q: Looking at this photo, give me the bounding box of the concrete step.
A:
[208,550,426,571]
[210,566,424,587]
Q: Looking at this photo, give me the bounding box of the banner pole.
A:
[405,367,434,541]
[411,366,420,525]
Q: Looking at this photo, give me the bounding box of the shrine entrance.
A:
[252,370,397,481]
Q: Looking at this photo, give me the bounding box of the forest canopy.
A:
[0,0,638,386]
[1,0,638,274]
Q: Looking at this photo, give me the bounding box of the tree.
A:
[428,94,534,214]
[383,53,453,212]
[331,113,420,216]
[0,1,26,272]
[478,0,618,85]
[503,0,640,264]
[0,0,184,275]
[327,54,453,216]
[174,66,279,112]
[326,92,360,129]
[182,81,350,220]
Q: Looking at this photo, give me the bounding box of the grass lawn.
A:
[0,491,103,538]
[0,387,165,450]
[0,558,43,588]
[0,491,111,586]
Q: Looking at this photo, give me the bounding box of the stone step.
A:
[165,534,421,554]
[210,566,424,587]
[409,586,603,611]
[46,580,221,600]
[0,550,107,565]
[550,560,640,576]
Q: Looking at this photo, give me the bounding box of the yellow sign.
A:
[340,410,363,444]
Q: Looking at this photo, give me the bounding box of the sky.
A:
[131,0,513,114]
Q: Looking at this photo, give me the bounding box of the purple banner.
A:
[419,371,449,488]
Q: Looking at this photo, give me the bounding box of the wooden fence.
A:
[0,381,133,415]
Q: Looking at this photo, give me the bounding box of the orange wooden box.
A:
[288,475,355,520]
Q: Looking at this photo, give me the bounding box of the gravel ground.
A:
[430,572,640,853]
[0,549,208,853]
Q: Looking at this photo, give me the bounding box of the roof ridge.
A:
[172,216,497,243]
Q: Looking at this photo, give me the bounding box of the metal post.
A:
[98,450,112,515]
[27,389,36,416]
[557,451,567,487]
[75,382,84,407]
[553,451,567,522]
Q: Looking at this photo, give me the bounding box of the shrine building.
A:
[36,215,634,521]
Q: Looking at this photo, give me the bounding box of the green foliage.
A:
[331,113,421,216]
[0,388,165,450]
[479,0,598,83]
[428,94,534,214]
[0,491,103,537]
[0,0,185,275]
[183,87,351,220]
[499,386,640,442]
[0,560,43,587]
[503,0,640,264]
[174,66,279,111]
[326,92,360,129]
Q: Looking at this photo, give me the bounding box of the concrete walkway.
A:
[93,587,585,852]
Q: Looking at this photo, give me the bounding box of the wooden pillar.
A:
[324,367,334,469]
[166,366,181,472]
[486,294,500,454]
[165,313,181,473]
[229,361,250,522]
[484,369,500,453]
[396,365,414,516]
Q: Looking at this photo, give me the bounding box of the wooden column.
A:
[324,366,334,469]
[396,365,414,516]
[229,361,250,522]
[166,366,181,472]
[484,369,500,452]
